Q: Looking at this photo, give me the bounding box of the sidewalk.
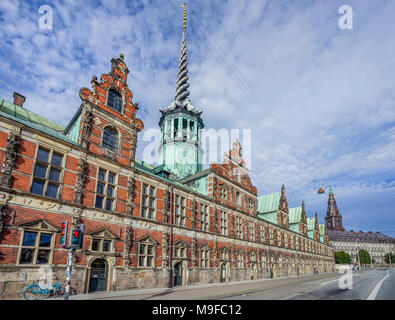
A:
[69,272,339,300]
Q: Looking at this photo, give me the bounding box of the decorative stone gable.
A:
[78,54,144,166]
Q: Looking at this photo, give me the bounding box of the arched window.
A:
[102,127,118,153]
[107,89,123,113]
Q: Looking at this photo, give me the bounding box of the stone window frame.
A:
[236,249,244,268]
[219,184,227,201]
[140,183,156,220]
[220,247,229,261]
[30,146,65,199]
[106,87,124,114]
[137,237,156,268]
[101,126,120,154]
[248,199,254,213]
[173,240,188,259]
[259,224,265,244]
[200,203,209,232]
[94,168,117,211]
[90,237,113,253]
[249,251,257,267]
[174,194,186,227]
[199,245,210,268]
[236,216,243,239]
[249,221,255,242]
[17,221,57,266]
[220,210,228,236]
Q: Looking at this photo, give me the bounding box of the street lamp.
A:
[355,239,361,271]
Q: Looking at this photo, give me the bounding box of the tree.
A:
[335,251,351,264]
[357,249,371,265]
[384,252,395,264]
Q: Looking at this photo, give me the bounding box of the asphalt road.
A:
[219,268,394,300]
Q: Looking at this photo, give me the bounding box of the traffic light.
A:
[60,222,68,247]
[69,224,84,249]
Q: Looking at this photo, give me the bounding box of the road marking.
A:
[366,270,390,300]
[320,278,341,286]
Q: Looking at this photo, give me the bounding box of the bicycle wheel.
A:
[24,284,42,300]
[54,284,65,297]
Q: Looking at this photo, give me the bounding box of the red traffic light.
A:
[61,223,66,229]
[72,230,80,237]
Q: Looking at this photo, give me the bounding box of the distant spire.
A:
[174,2,190,106]
[329,184,333,195]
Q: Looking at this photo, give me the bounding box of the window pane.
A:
[49,168,60,182]
[103,127,118,153]
[92,239,100,251]
[97,183,105,195]
[95,196,103,209]
[19,248,35,264]
[142,184,147,195]
[51,153,63,167]
[34,164,47,178]
[39,233,52,247]
[107,89,123,113]
[147,256,153,267]
[107,185,114,197]
[140,208,146,218]
[149,187,154,197]
[108,173,115,184]
[149,210,154,219]
[142,196,146,206]
[147,245,153,255]
[31,180,44,195]
[46,183,59,198]
[139,256,145,267]
[149,198,154,208]
[37,148,49,163]
[37,250,50,264]
[105,199,113,211]
[139,244,145,254]
[103,240,111,252]
[98,170,106,181]
[22,231,37,246]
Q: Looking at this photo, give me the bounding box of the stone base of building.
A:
[0,263,335,300]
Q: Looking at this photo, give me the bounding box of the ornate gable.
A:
[18,219,60,232]
[88,228,120,240]
[79,54,143,132]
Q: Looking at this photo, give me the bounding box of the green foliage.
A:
[335,251,351,264]
[384,252,395,264]
[357,249,371,265]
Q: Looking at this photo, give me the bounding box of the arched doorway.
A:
[173,262,183,287]
[220,263,226,282]
[88,259,108,293]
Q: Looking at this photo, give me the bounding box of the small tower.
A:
[158,2,204,179]
[324,186,344,231]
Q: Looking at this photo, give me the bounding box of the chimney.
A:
[13,92,26,107]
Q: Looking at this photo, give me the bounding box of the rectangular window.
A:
[200,204,209,232]
[200,249,209,268]
[236,216,243,239]
[31,147,63,199]
[95,169,116,210]
[220,211,228,236]
[249,222,255,241]
[138,242,155,267]
[19,230,53,265]
[141,184,156,219]
[175,195,186,227]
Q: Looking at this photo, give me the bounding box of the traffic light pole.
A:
[64,247,75,300]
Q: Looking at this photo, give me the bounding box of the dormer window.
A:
[102,127,118,153]
[107,89,123,113]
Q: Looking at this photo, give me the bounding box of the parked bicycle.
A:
[23,281,65,300]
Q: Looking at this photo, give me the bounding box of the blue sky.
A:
[0,0,394,237]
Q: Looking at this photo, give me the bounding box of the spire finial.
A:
[329,184,333,195]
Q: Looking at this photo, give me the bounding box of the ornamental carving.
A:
[126,176,135,215]
[0,131,20,187]
[124,225,133,266]
[81,110,93,149]
[74,158,87,204]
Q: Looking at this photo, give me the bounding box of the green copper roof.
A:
[0,98,78,145]
[319,224,326,235]
[307,217,316,231]
[257,192,280,213]
[288,207,302,224]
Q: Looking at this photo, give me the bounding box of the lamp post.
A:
[356,239,361,271]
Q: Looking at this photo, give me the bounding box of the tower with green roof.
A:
[158,2,204,180]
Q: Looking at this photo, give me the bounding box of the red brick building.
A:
[0,9,334,299]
